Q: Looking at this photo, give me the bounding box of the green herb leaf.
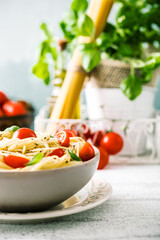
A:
[32,59,50,85]
[77,13,95,37]
[81,47,101,72]
[60,10,78,41]
[120,74,142,101]
[68,150,81,161]
[26,153,44,166]
[40,23,53,40]
[5,125,20,132]
[133,53,160,84]
[96,32,114,52]
[71,0,88,13]
[78,42,101,72]
[39,40,57,61]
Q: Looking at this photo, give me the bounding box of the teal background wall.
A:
[0,0,73,113]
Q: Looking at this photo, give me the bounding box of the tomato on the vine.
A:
[48,148,64,157]
[92,130,105,146]
[13,128,37,139]
[79,142,95,162]
[81,124,93,140]
[54,131,70,147]
[4,155,29,168]
[100,132,123,155]
[97,146,109,170]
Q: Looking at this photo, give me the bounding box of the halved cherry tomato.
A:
[54,131,70,147]
[2,101,27,116]
[79,142,95,162]
[97,146,109,170]
[0,91,8,105]
[100,132,123,155]
[92,130,105,146]
[13,128,37,139]
[48,148,64,157]
[64,129,76,137]
[4,155,29,168]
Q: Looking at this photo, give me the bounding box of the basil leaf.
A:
[81,48,101,72]
[32,59,50,85]
[39,40,57,61]
[5,125,20,132]
[120,75,142,101]
[96,32,114,52]
[71,0,88,13]
[68,150,81,161]
[40,23,53,40]
[60,10,78,41]
[77,13,95,37]
[26,153,44,166]
[78,42,95,51]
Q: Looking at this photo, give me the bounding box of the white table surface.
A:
[0,165,160,240]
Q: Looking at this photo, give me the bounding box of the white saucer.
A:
[0,177,112,224]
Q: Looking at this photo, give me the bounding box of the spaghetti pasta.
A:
[0,129,86,172]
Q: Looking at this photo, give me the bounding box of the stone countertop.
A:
[0,165,160,240]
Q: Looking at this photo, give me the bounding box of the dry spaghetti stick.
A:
[49,0,114,121]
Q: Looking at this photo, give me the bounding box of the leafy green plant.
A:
[32,23,58,85]
[32,0,95,85]
[32,0,160,100]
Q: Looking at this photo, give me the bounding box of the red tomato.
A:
[54,131,70,147]
[2,101,27,116]
[100,132,123,155]
[13,128,37,139]
[0,91,8,105]
[64,129,76,137]
[48,148,64,157]
[0,108,4,117]
[97,146,109,170]
[4,155,29,168]
[92,130,105,146]
[79,142,95,162]
[81,124,93,140]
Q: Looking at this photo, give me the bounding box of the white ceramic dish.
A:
[0,147,99,213]
[0,176,112,224]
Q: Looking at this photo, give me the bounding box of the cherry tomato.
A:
[79,142,95,162]
[97,146,109,170]
[92,130,105,146]
[0,91,8,105]
[13,128,37,139]
[2,101,27,116]
[64,129,76,137]
[48,148,64,157]
[100,132,123,155]
[81,124,93,140]
[17,100,33,112]
[54,131,70,147]
[0,108,4,117]
[4,155,29,168]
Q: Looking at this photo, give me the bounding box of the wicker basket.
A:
[0,111,34,131]
[87,59,158,88]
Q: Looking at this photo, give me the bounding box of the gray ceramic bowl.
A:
[0,147,99,213]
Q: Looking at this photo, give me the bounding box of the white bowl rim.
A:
[0,147,99,175]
